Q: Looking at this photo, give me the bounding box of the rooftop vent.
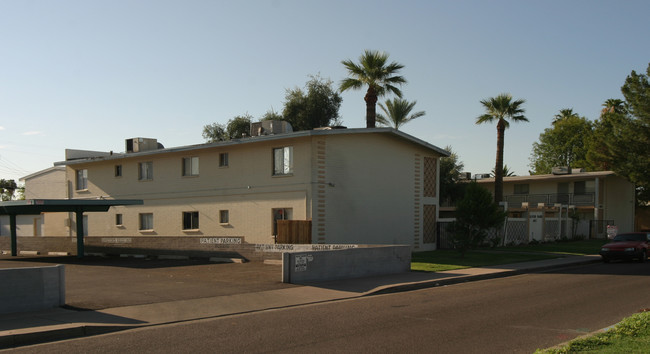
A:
[250,120,293,137]
[126,138,160,153]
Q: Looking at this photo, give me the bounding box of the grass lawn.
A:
[536,310,650,353]
[412,239,605,272]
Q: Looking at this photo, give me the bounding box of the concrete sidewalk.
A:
[0,255,600,349]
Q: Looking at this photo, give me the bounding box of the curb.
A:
[367,257,601,296]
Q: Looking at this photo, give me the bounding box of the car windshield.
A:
[612,233,646,242]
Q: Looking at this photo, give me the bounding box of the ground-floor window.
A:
[139,213,153,231]
[115,214,123,226]
[219,210,229,224]
[182,211,199,230]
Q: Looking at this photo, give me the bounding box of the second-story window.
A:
[138,162,153,181]
[182,157,199,176]
[219,153,229,167]
[514,184,529,195]
[76,169,88,190]
[115,165,122,177]
[273,146,293,176]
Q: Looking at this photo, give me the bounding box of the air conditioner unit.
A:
[126,138,159,153]
[552,166,569,175]
[249,121,293,137]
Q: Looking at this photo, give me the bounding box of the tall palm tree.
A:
[340,50,406,128]
[552,108,579,125]
[476,93,528,203]
[601,98,626,116]
[376,98,425,130]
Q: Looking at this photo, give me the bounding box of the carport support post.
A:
[10,214,17,256]
[75,209,85,258]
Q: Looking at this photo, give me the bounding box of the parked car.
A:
[600,232,650,263]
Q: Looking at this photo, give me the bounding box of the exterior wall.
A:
[320,133,440,250]
[67,137,314,244]
[602,175,635,232]
[0,167,70,237]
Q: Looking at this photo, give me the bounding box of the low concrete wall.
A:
[282,245,411,283]
[0,265,65,314]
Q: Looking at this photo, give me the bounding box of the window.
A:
[182,157,199,176]
[139,213,153,230]
[115,214,123,226]
[219,210,229,224]
[115,165,122,177]
[514,184,529,195]
[138,162,153,181]
[273,147,293,175]
[183,211,199,230]
[574,181,595,195]
[76,169,88,190]
[219,153,229,167]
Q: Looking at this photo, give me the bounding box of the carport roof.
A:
[0,199,143,215]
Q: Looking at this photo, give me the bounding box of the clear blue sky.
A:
[1,0,649,183]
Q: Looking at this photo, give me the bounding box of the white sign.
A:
[200,237,242,244]
[607,225,618,239]
[294,254,314,272]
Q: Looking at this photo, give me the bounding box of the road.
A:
[5,262,650,354]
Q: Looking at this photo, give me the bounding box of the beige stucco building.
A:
[48,128,448,250]
[0,166,68,237]
[475,170,636,239]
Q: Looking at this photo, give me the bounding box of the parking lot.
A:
[0,255,293,310]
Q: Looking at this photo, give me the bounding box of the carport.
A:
[0,199,143,257]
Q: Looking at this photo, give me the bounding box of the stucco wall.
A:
[66,137,313,243]
[320,133,440,249]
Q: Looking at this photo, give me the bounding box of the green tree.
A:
[226,114,252,139]
[552,108,579,125]
[376,98,425,130]
[476,93,528,203]
[0,179,18,201]
[491,164,516,177]
[260,109,283,121]
[439,145,466,207]
[601,98,626,116]
[202,122,228,142]
[451,182,506,257]
[587,103,631,171]
[340,50,406,128]
[619,63,650,203]
[530,112,593,174]
[283,75,342,131]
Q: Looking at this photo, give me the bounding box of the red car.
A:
[600,232,650,263]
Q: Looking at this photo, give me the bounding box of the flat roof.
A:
[54,128,450,166]
[0,199,144,215]
[474,171,617,184]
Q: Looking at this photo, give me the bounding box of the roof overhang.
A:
[0,199,144,215]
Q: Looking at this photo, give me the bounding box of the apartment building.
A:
[53,127,448,250]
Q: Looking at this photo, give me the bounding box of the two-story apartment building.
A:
[51,127,448,250]
[475,170,635,241]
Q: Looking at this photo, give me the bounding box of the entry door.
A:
[529,211,543,241]
[33,217,42,236]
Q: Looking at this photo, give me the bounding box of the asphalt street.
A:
[4,261,649,353]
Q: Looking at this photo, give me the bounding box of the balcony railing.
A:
[505,193,595,208]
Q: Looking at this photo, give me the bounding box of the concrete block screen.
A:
[282,246,411,283]
[0,265,65,314]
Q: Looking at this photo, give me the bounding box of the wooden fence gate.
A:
[276,220,312,244]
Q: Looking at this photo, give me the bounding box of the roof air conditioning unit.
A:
[552,166,569,175]
[126,138,159,153]
[250,121,293,137]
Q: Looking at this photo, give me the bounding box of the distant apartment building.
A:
[45,126,448,250]
[474,169,635,240]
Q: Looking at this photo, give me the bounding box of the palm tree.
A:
[601,98,626,116]
[552,108,579,125]
[476,93,528,203]
[376,98,425,130]
[491,164,516,177]
[340,50,406,128]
